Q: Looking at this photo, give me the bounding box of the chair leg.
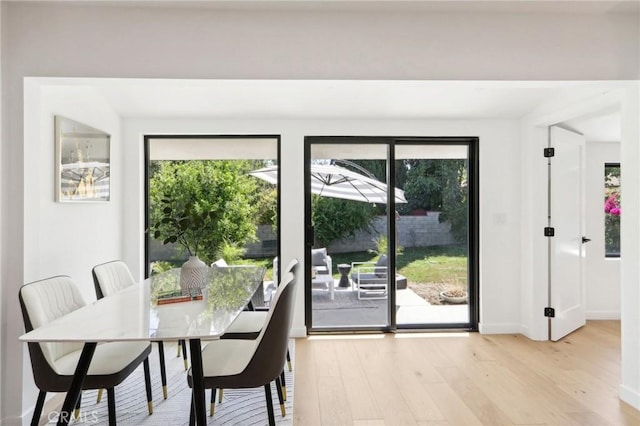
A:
[177,340,182,357]
[210,388,216,417]
[275,377,286,417]
[286,348,292,372]
[218,388,223,403]
[74,392,81,419]
[143,357,153,414]
[189,393,196,426]
[157,341,168,399]
[96,388,103,403]
[181,339,189,370]
[280,370,287,401]
[30,390,46,426]
[264,384,276,426]
[107,388,116,426]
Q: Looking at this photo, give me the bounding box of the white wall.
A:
[122,116,523,338]
[19,81,124,418]
[2,2,639,423]
[25,84,123,297]
[585,142,621,320]
[519,87,639,410]
[0,3,3,422]
[619,85,640,409]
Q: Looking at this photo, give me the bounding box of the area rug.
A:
[46,341,294,425]
[312,289,386,310]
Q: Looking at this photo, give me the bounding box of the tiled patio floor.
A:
[311,285,469,328]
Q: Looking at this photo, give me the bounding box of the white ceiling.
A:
[85,79,622,141]
[95,80,571,119]
[61,0,640,15]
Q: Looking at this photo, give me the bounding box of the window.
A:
[145,136,280,288]
[604,163,620,257]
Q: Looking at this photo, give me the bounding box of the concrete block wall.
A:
[328,213,455,254]
[152,214,455,260]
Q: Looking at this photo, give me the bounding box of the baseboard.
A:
[20,392,63,426]
[586,311,621,320]
[478,323,521,334]
[619,384,640,410]
[2,415,21,426]
[290,326,307,338]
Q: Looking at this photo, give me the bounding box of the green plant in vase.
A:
[153,197,213,293]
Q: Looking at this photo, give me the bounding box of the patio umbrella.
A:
[249,164,407,204]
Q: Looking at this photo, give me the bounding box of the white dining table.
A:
[19,266,266,426]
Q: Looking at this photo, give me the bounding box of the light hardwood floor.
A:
[293,321,639,426]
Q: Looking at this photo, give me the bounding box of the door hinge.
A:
[544,227,555,237]
[544,147,555,158]
[544,307,555,318]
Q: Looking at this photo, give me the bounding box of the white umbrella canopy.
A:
[249,164,407,204]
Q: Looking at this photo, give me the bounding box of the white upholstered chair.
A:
[219,258,298,403]
[187,268,298,426]
[19,275,153,426]
[92,260,187,399]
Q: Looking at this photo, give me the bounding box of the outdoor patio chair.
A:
[351,254,407,300]
[274,248,331,282]
[310,247,332,276]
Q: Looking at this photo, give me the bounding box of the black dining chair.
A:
[19,275,153,426]
[187,267,298,426]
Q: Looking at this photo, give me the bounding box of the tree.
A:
[400,159,468,243]
[402,160,443,212]
[311,196,376,247]
[149,160,259,264]
[437,160,468,243]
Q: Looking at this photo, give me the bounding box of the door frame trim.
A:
[304,136,479,333]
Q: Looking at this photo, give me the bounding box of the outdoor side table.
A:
[337,263,351,288]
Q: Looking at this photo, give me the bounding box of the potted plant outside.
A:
[440,288,468,304]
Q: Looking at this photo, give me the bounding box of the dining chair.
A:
[187,268,298,426]
[218,258,299,403]
[92,260,187,399]
[19,275,153,426]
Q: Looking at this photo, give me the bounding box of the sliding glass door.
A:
[306,142,392,330]
[305,137,478,332]
[394,141,476,328]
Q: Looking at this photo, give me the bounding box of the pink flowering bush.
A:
[604,191,620,255]
[604,194,621,216]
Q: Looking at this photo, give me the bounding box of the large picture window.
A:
[604,163,620,257]
[144,136,280,303]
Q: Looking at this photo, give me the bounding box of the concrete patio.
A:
[311,284,469,328]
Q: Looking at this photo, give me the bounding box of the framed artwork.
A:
[55,116,111,202]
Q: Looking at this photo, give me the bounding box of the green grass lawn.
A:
[329,245,468,285]
[153,245,467,286]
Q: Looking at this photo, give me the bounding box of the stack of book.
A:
[157,289,203,305]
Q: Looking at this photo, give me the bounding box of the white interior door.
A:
[549,126,586,341]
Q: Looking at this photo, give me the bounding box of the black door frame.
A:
[304,136,479,333]
[143,134,282,279]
